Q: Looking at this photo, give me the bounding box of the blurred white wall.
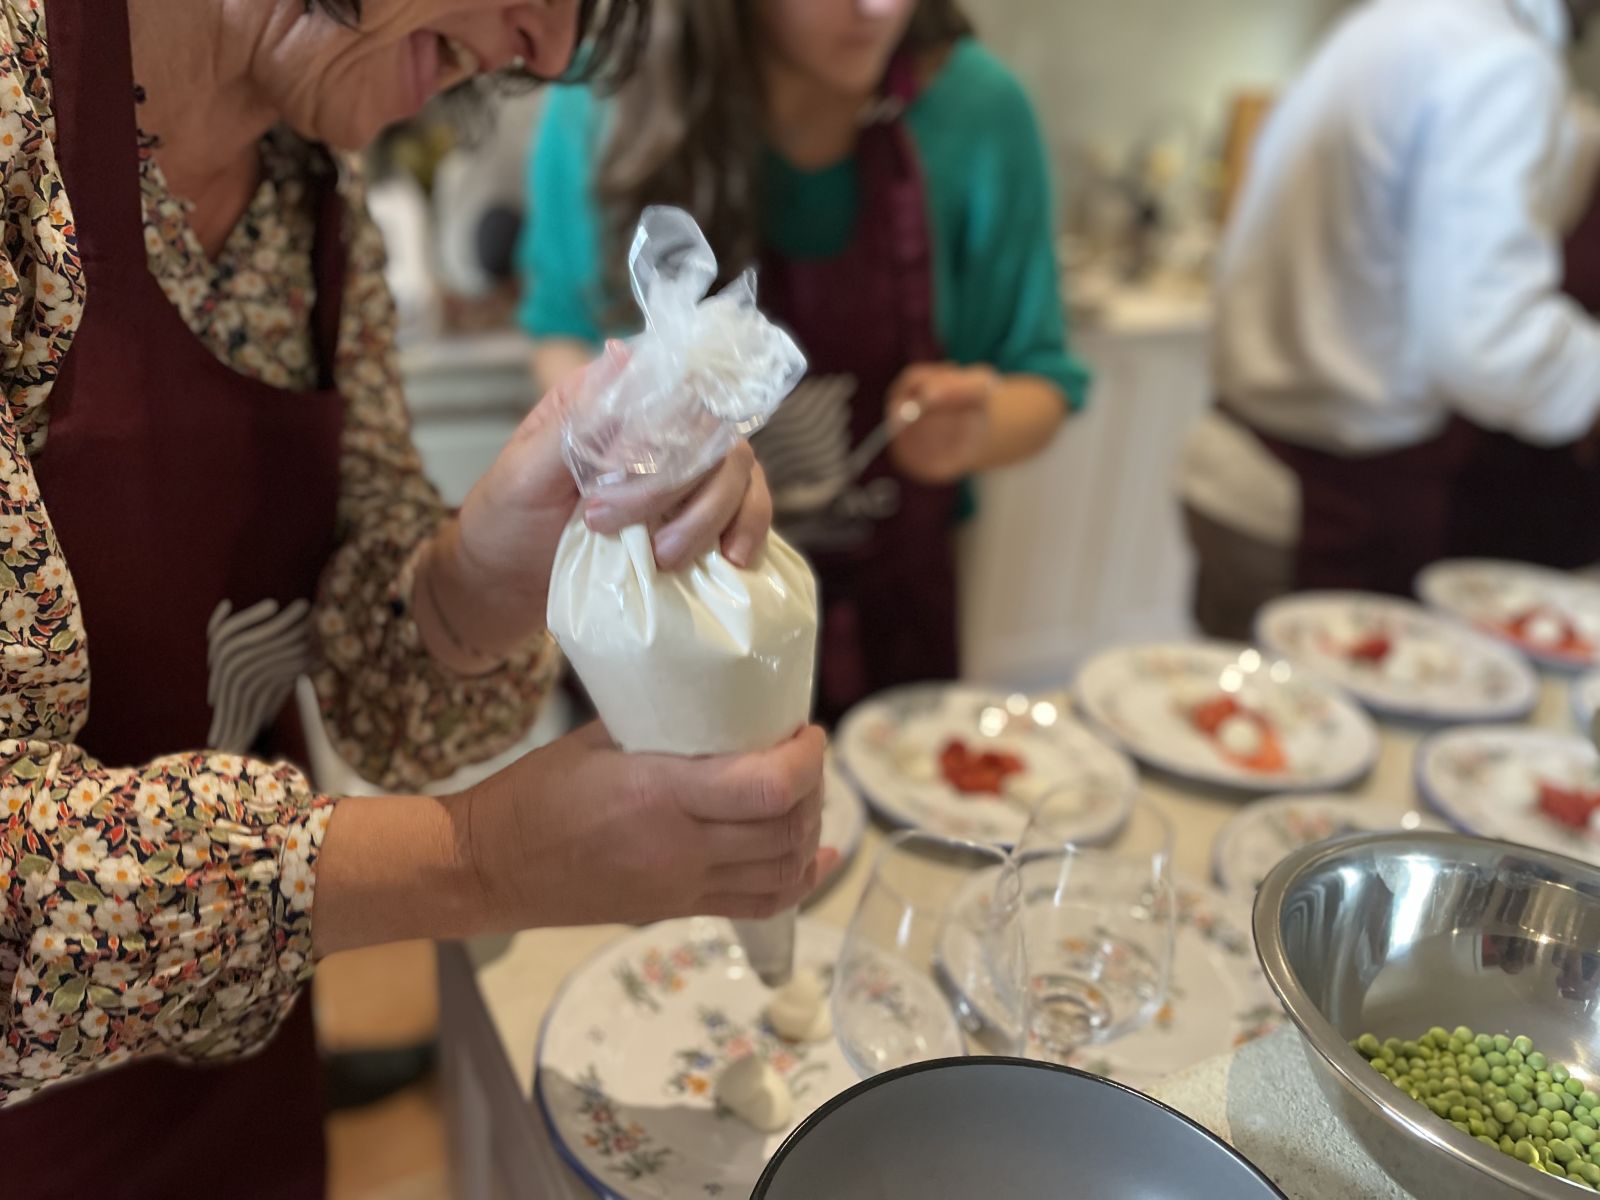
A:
[967,0,1351,179]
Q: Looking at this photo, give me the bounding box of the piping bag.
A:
[545,207,817,987]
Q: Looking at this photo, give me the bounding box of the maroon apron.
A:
[1442,189,1600,571]
[759,56,959,724]
[0,1,346,1194]
[1236,180,1600,593]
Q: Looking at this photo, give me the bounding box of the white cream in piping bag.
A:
[547,522,820,988]
[547,206,817,992]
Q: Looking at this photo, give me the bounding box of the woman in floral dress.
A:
[0,1,827,1194]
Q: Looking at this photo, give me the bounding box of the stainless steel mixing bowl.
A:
[751,1057,1284,1199]
[1255,831,1600,1199]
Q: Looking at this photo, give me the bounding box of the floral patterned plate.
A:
[1417,560,1600,672]
[937,871,1285,1090]
[1255,591,1539,723]
[1211,795,1443,896]
[813,758,866,897]
[835,683,1137,847]
[536,917,857,1199]
[1416,726,1600,864]
[1074,642,1379,795]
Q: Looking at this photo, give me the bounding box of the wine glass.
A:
[832,830,1023,1079]
[1009,791,1176,1063]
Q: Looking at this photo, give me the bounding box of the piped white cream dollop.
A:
[1216,713,1264,757]
[716,1055,792,1132]
[766,968,832,1042]
[1522,612,1567,648]
[892,736,939,783]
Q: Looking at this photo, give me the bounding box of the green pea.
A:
[1354,1028,1600,1181]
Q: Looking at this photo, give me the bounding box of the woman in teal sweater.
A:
[521,0,1087,721]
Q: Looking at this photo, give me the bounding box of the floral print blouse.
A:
[0,1,555,1104]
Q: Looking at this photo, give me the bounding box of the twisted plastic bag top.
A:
[561,206,807,497]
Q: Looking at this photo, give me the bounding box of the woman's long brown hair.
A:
[594,0,972,309]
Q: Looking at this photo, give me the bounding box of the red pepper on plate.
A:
[939,739,1026,796]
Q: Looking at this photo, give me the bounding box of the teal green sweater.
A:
[518,38,1089,414]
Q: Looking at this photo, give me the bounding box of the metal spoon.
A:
[770,399,924,515]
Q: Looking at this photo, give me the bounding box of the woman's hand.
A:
[467,724,832,927]
[311,725,831,957]
[886,363,999,485]
[887,363,1069,488]
[417,344,773,672]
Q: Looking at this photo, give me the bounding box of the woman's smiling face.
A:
[254,0,581,150]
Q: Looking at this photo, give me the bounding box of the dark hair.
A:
[594,0,972,305]
[305,0,650,85]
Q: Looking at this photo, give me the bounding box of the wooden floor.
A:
[318,941,453,1200]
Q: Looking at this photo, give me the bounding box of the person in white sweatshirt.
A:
[1180,0,1600,638]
